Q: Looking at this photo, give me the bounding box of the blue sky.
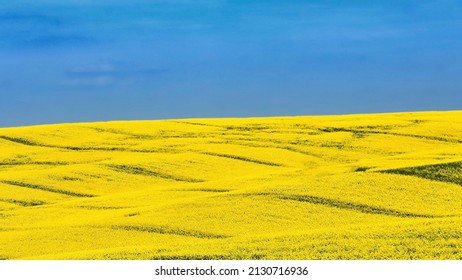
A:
[1,0,461,127]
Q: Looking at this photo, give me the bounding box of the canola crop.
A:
[0,110,461,260]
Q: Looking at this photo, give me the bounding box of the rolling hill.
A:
[0,110,461,259]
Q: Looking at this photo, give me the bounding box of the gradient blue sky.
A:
[1,0,461,127]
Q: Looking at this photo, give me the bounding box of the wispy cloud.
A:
[63,76,115,87]
[63,62,165,88]
[0,12,61,27]
[68,63,164,77]
[22,34,93,48]
[0,10,93,49]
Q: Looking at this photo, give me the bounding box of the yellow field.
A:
[0,110,461,260]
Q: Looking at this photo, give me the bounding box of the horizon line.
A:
[1,109,461,129]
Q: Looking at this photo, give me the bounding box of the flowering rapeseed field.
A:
[0,111,461,259]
